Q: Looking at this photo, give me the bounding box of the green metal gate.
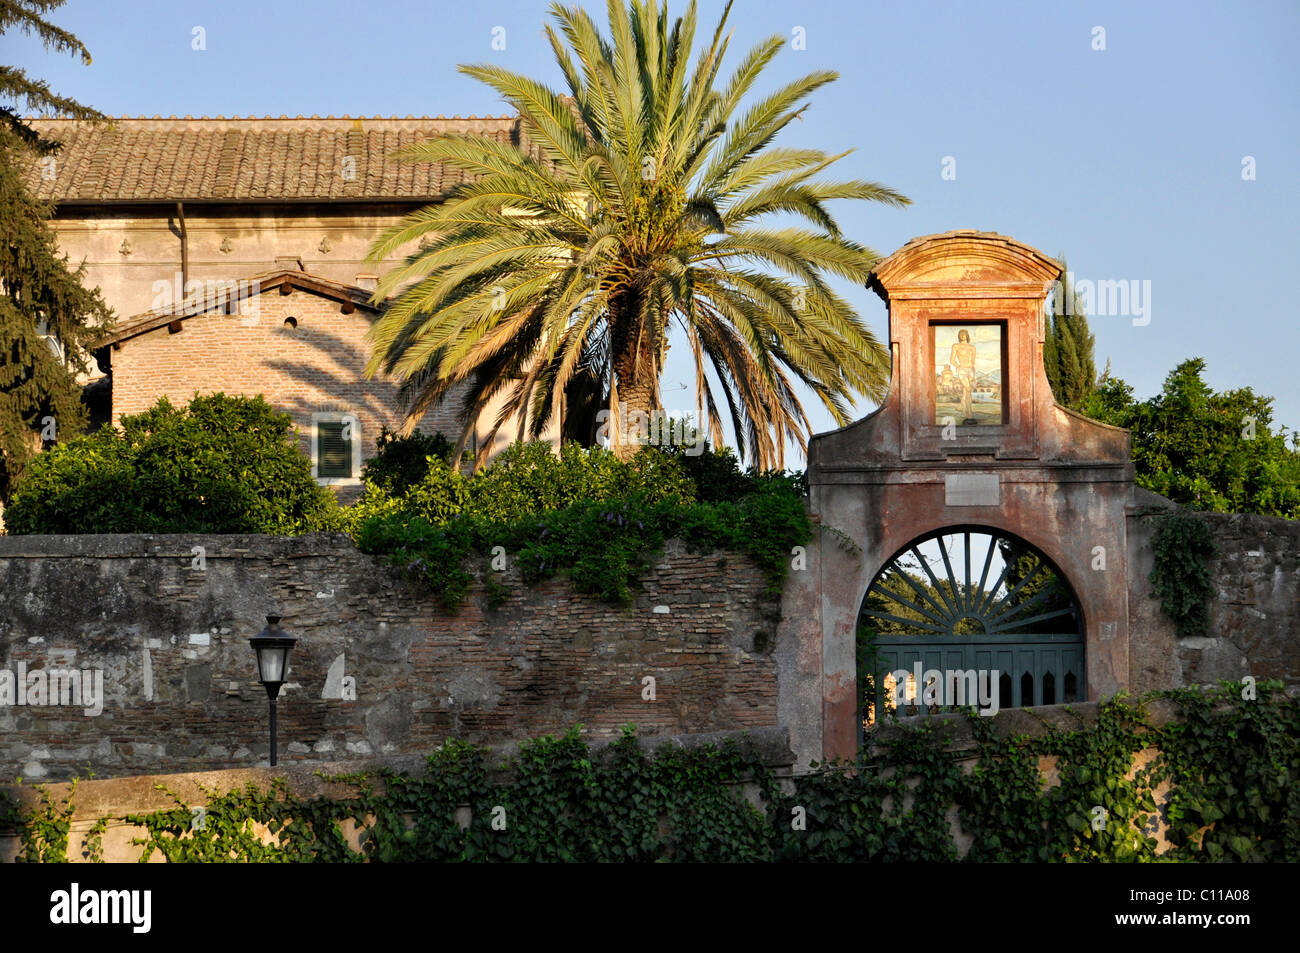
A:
[859,528,1085,730]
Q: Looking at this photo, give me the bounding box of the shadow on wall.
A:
[254,318,471,498]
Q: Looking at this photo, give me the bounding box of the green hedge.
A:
[351,449,808,608]
[360,427,460,496]
[4,394,340,535]
[347,438,810,609]
[6,683,1295,863]
[4,399,810,609]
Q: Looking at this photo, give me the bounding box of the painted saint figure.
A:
[949,329,977,423]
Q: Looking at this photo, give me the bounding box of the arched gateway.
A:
[860,527,1086,728]
[795,231,1136,761]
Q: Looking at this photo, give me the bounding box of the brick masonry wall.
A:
[0,534,780,781]
[110,288,467,501]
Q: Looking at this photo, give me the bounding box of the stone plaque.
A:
[944,473,1000,506]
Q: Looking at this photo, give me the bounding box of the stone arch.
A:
[856,524,1087,730]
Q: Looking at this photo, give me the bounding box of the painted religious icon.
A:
[933,324,1003,426]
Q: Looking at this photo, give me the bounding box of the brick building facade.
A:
[22,115,553,489]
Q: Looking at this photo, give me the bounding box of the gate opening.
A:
[858,527,1085,734]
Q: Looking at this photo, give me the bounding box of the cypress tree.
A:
[1045,256,1097,409]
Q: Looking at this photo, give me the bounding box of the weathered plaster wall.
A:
[1126,488,1300,694]
[50,205,422,322]
[0,535,784,781]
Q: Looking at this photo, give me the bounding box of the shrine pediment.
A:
[812,230,1131,469]
[868,230,1061,301]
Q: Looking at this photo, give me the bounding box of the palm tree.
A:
[365,0,908,468]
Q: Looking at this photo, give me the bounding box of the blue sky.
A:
[4,0,1298,462]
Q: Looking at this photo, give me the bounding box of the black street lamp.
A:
[249,614,298,766]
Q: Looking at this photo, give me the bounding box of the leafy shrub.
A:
[459,442,696,522]
[354,512,482,610]
[5,394,342,535]
[353,441,696,529]
[652,441,758,503]
[361,427,459,496]
[1079,358,1300,518]
[355,473,811,609]
[349,440,811,608]
[2,426,139,533]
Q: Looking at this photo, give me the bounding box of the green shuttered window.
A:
[317,421,352,478]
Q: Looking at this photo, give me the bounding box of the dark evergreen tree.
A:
[1044,256,1097,409]
[0,0,111,501]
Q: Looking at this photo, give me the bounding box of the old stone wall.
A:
[0,534,781,781]
[1127,489,1300,694]
[0,497,1292,784]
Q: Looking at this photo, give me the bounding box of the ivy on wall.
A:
[1148,509,1217,639]
[3,683,1295,863]
[349,440,813,611]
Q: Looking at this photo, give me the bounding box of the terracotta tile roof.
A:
[21,115,522,203]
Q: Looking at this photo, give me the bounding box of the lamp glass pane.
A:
[258,646,287,683]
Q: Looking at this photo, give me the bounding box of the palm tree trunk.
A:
[609,288,660,460]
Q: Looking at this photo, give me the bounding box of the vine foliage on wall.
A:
[4,684,1296,863]
[1148,509,1217,639]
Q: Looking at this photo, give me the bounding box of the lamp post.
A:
[249,614,298,766]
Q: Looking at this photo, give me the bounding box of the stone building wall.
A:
[0,534,782,781]
[1126,489,1300,694]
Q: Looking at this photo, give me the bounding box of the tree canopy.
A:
[1078,358,1300,518]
